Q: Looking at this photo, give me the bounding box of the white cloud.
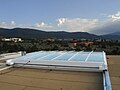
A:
[33,22,52,29]
[0,21,17,28]
[0,22,8,28]
[1,22,6,25]
[108,11,120,22]
[56,18,100,32]
[11,21,16,25]
[57,18,66,26]
[36,22,46,27]
[90,11,120,35]
[0,19,100,33]
[2,12,120,35]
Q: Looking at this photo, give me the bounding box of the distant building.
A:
[80,38,87,41]
[2,38,23,42]
[79,42,94,46]
[69,41,94,48]
[68,42,77,48]
[96,39,102,42]
[47,38,55,42]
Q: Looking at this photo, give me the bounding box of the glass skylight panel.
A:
[53,52,77,61]
[14,51,53,61]
[69,52,90,61]
[28,52,50,60]
[14,51,42,60]
[6,51,107,71]
[12,51,105,63]
[35,51,57,60]
[38,53,61,60]
[87,52,104,62]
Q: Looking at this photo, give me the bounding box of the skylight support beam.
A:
[85,51,93,62]
[35,51,56,60]
[103,70,112,90]
[21,51,42,60]
[51,52,68,60]
[103,51,108,70]
[67,51,83,61]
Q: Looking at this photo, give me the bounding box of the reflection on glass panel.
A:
[39,53,61,60]
[15,51,42,60]
[54,52,77,61]
[87,52,104,62]
[70,52,90,61]
[30,52,51,60]
[13,51,104,63]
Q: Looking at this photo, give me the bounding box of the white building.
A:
[2,38,23,42]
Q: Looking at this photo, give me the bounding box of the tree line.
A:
[0,39,120,55]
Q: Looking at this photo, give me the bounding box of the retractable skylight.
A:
[6,51,107,71]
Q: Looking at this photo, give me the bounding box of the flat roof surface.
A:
[107,55,120,90]
[0,52,21,63]
[1,52,118,90]
[0,68,103,90]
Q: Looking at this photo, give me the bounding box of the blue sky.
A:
[0,0,120,34]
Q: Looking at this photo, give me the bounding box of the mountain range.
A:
[0,28,120,40]
[101,32,120,40]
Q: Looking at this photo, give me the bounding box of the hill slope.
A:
[101,32,120,40]
[0,28,99,39]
